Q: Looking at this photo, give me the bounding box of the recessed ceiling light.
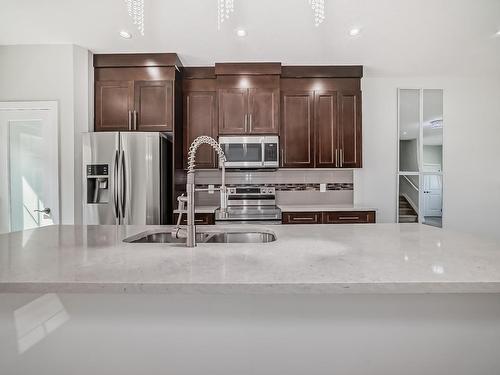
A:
[349,27,361,37]
[495,30,500,37]
[236,29,247,37]
[119,30,132,39]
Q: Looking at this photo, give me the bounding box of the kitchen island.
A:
[2,224,500,375]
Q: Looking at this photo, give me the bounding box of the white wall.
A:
[0,45,91,224]
[423,145,443,168]
[356,75,500,239]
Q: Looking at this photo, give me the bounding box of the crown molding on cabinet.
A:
[93,53,183,69]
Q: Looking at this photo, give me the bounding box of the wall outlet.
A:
[320,183,327,192]
[208,184,215,194]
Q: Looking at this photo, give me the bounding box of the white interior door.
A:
[423,174,442,217]
[0,102,59,233]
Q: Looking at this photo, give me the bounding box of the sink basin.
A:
[123,231,207,244]
[123,230,276,244]
[202,231,276,243]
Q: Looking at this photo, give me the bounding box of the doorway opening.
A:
[397,89,443,228]
[0,101,59,234]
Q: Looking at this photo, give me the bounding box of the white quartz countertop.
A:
[278,204,377,212]
[1,224,500,294]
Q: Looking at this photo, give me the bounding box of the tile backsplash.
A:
[182,169,355,206]
[189,168,353,185]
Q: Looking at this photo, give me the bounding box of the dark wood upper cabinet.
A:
[248,88,279,134]
[218,88,248,134]
[94,53,181,133]
[184,90,217,169]
[95,81,133,131]
[339,91,362,168]
[134,80,173,132]
[315,91,339,168]
[218,87,279,135]
[216,71,280,135]
[280,76,362,169]
[281,91,314,168]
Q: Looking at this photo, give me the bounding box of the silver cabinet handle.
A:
[281,148,284,167]
[291,216,315,221]
[133,110,138,130]
[338,216,360,220]
[340,149,344,167]
[34,208,51,215]
[249,113,252,131]
[128,110,132,130]
[335,149,339,167]
[244,114,248,131]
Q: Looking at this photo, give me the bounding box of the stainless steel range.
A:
[215,186,282,224]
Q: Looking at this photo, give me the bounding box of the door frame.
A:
[396,89,445,226]
[0,101,60,231]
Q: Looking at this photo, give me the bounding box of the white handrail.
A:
[402,175,419,191]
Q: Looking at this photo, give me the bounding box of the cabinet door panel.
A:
[281,91,314,168]
[315,91,339,168]
[184,91,217,169]
[134,80,173,132]
[95,81,133,131]
[282,212,322,224]
[248,88,279,134]
[219,89,248,134]
[324,211,375,224]
[339,91,362,168]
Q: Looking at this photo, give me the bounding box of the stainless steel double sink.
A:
[123,229,277,244]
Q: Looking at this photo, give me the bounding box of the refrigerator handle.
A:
[119,149,127,220]
[113,150,120,219]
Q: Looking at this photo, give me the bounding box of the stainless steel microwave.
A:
[218,136,279,169]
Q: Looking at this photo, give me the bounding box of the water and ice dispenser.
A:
[86,164,109,204]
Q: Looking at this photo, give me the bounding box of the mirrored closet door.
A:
[397,89,443,227]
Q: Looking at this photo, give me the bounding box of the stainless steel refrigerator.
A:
[82,132,172,225]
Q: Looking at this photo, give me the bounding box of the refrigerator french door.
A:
[82,132,172,225]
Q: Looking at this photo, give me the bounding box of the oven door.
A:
[219,136,264,168]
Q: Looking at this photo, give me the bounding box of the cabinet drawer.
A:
[282,212,323,224]
[323,211,375,224]
[173,213,214,225]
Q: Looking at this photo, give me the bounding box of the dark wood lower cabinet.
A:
[282,212,323,224]
[173,212,215,225]
[282,211,376,224]
[323,211,375,224]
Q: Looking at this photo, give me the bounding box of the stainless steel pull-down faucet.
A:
[173,136,227,247]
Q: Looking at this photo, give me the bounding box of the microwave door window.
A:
[225,144,262,162]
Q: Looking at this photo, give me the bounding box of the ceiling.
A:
[0,0,499,76]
